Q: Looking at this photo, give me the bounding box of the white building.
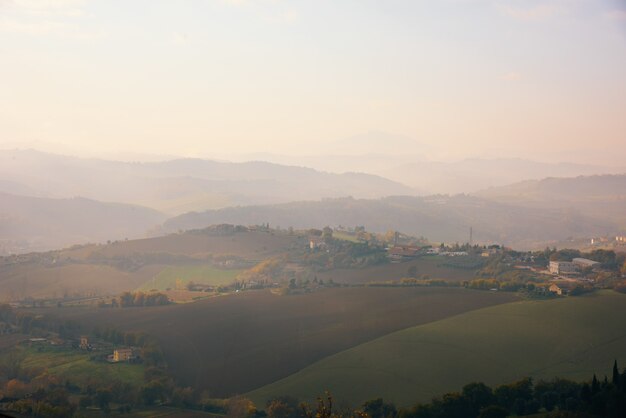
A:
[549,261,578,275]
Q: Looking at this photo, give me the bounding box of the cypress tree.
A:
[613,360,621,388]
[592,374,599,394]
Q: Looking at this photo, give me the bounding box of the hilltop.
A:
[0,149,413,215]
[0,192,165,254]
[477,174,626,226]
[163,195,616,250]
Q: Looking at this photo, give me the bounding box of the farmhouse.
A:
[112,348,134,362]
[309,237,327,250]
[549,261,578,275]
[79,336,90,350]
[387,246,421,262]
[549,282,577,296]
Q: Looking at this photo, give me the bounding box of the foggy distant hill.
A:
[221,152,618,195]
[476,174,626,226]
[380,158,620,195]
[0,192,165,254]
[0,149,413,215]
[163,195,616,250]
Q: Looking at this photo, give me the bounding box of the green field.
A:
[332,231,361,243]
[136,265,241,291]
[10,346,145,387]
[248,290,626,407]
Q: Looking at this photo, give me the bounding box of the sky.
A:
[1,0,625,164]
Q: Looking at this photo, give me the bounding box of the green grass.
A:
[16,346,145,387]
[332,231,361,243]
[248,290,626,407]
[136,265,241,291]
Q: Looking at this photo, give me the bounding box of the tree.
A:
[613,360,621,388]
[477,405,507,418]
[267,396,300,418]
[227,396,257,418]
[462,382,494,416]
[141,380,166,405]
[361,398,397,418]
[96,388,112,413]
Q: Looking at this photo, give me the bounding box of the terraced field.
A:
[248,290,626,407]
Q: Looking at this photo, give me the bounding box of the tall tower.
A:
[469,227,473,245]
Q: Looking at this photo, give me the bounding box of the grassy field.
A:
[32,287,515,397]
[317,256,477,285]
[8,345,145,387]
[0,263,165,301]
[332,231,361,243]
[62,229,300,260]
[248,290,626,407]
[136,265,241,292]
[0,229,302,301]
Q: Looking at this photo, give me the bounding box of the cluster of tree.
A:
[299,238,387,271]
[117,291,170,307]
[261,361,626,418]
[191,223,249,236]
[0,335,190,417]
[6,386,76,418]
[0,307,50,335]
[399,362,626,418]
[238,257,286,283]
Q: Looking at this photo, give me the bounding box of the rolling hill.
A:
[248,290,626,407]
[34,287,516,397]
[0,192,166,254]
[164,195,616,250]
[476,174,626,226]
[0,226,300,300]
[0,149,413,215]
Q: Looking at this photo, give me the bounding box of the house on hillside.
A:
[309,237,328,250]
[108,348,134,363]
[549,282,577,296]
[387,246,421,262]
[549,261,578,275]
[79,336,90,350]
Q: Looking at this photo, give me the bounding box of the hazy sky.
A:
[1,0,625,163]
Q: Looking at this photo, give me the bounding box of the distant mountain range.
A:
[221,153,621,195]
[1,149,624,253]
[0,149,413,215]
[0,192,165,254]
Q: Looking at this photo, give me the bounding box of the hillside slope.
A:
[35,287,515,397]
[476,174,626,226]
[248,291,626,407]
[164,195,616,250]
[0,192,165,254]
